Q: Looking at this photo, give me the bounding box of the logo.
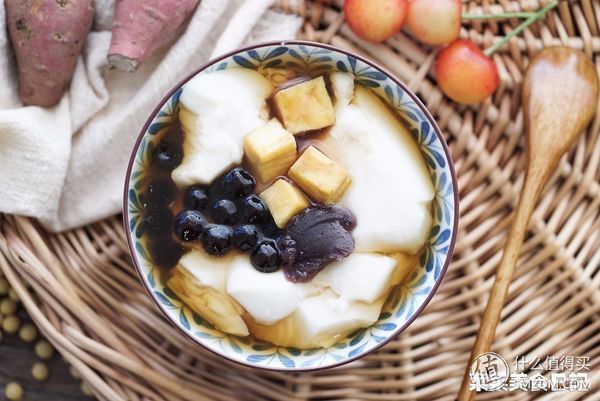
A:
[469,352,510,391]
[468,353,591,392]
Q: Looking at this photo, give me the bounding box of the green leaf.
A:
[360,70,386,80]
[170,88,182,112]
[303,348,321,356]
[289,49,304,62]
[179,309,190,330]
[348,55,357,72]
[229,338,242,354]
[349,329,365,346]
[147,271,155,288]
[148,122,168,135]
[372,335,386,343]
[265,46,287,59]
[233,55,254,68]
[437,229,451,244]
[277,353,295,368]
[135,241,148,260]
[315,56,332,63]
[285,61,301,69]
[155,292,174,308]
[133,177,146,191]
[195,331,218,339]
[357,79,380,88]
[248,50,261,61]
[135,220,145,239]
[395,295,409,318]
[430,148,447,168]
[374,322,397,331]
[348,342,367,358]
[336,61,348,72]
[400,109,419,124]
[384,86,394,104]
[129,215,139,232]
[265,59,282,68]
[164,286,178,300]
[128,189,138,204]
[423,152,436,170]
[252,343,272,351]
[247,354,270,363]
[192,311,205,325]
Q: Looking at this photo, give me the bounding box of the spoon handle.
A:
[457,171,545,401]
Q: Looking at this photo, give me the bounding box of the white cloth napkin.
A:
[0,0,302,232]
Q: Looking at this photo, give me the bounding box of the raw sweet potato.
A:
[108,0,200,72]
[5,0,94,107]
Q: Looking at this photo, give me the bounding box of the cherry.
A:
[344,0,408,43]
[435,39,500,105]
[405,0,461,46]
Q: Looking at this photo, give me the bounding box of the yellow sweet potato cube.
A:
[260,179,310,228]
[243,119,297,183]
[273,76,335,134]
[288,146,351,204]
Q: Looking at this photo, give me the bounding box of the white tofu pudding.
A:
[140,67,434,349]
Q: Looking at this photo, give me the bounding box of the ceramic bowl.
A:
[124,40,458,371]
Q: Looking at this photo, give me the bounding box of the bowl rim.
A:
[123,39,459,372]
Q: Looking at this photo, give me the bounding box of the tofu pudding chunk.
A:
[227,255,305,325]
[168,251,248,337]
[173,69,273,186]
[327,73,435,253]
[141,68,434,349]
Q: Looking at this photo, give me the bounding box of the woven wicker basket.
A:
[1,0,598,400]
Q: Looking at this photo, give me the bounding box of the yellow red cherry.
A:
[405,0,462,45]
[344,0,408,43]
[435,39,500,104]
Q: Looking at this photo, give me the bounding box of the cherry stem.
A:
[462,0,561,57]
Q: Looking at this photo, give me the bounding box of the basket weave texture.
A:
[1,0,599,400]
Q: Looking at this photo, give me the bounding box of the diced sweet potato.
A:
[273,76,335,134]
[244,119,297,183]
[288,146,351,204]
[260,179,309,228]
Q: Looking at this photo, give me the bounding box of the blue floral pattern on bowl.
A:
[124,41,458,371]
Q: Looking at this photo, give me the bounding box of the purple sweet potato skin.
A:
[5,0,94,107]
[108,0,200,72]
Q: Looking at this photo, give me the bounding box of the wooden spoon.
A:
[457,47,599,401]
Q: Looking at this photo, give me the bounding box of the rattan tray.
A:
[1,1,598,400]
